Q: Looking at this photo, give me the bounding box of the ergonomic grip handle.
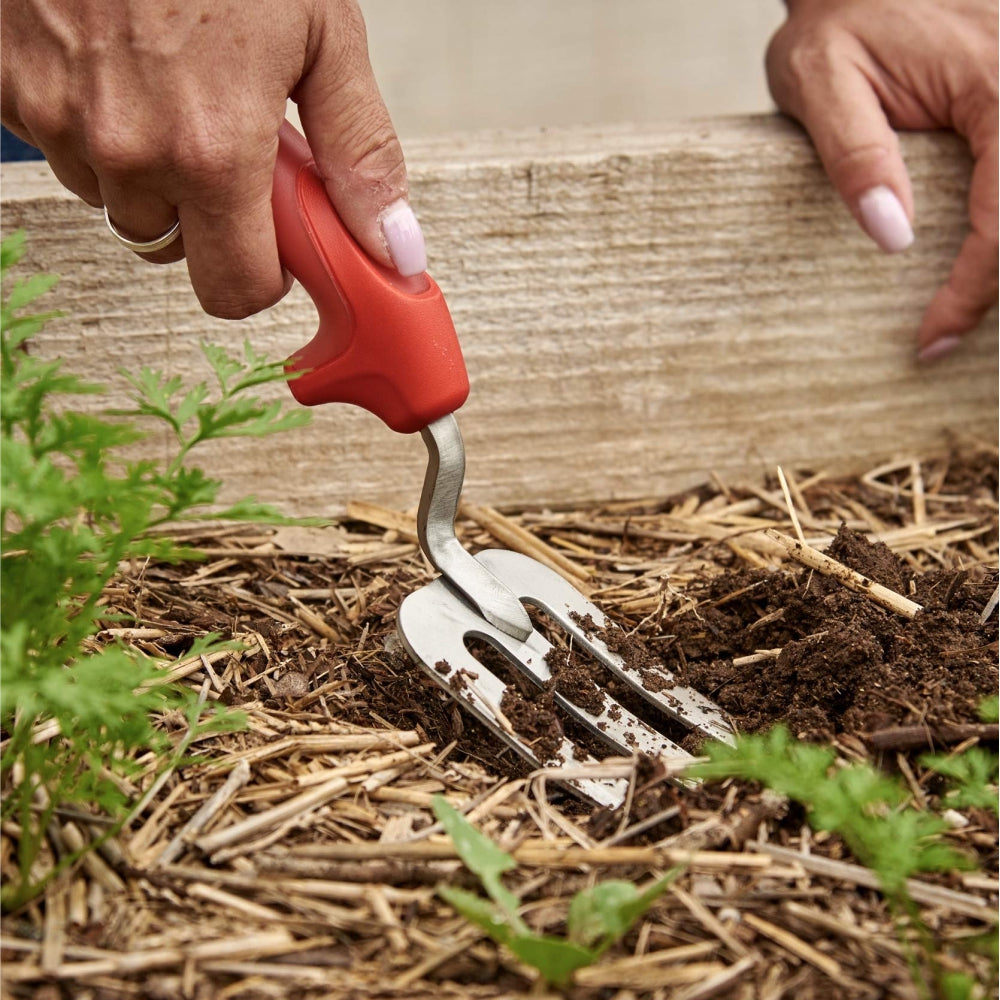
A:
[271,122,469,434]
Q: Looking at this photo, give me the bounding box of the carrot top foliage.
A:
[0,232,311,910]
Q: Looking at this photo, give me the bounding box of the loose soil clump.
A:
[671,524,997,742]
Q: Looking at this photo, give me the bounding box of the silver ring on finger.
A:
[104,205,181,253]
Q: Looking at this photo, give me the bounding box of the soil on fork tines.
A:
[2,441,998,999]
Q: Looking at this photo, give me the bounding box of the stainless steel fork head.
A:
[396,548,736,807]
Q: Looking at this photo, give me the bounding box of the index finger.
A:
[177,141,288,320]
[767,29,916,246]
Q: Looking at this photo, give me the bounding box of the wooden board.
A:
[2,115,996,517]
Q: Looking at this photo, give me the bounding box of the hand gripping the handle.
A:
[271,122,469,434]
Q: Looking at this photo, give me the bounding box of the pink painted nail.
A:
[917,335,962,363]
[858,186,914,253]
[379,199,427,276]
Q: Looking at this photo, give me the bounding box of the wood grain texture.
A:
[2,116,996,516]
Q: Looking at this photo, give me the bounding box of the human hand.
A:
[0,0,425,319]
[766,0,998,361]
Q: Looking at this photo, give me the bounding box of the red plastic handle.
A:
[272,122,469,434]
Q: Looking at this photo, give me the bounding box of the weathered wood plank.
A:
[2,116,996,516]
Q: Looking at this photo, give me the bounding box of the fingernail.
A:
[917,335,962,363]
[379,199,427,276]
[858,186,914,253]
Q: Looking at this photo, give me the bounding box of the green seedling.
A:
[0,232,313,910]
[431,795,678,988]
[686,722,996,999]
[976,695,999,724]
[688,726,974,893]
[921,747,999,814]
[921,697,999,816]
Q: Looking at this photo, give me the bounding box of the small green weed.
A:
[0,232,313,910]
[922,697,1000,815]
[431,795,679,988]
[687,726,975,893]
[686,722,997,999]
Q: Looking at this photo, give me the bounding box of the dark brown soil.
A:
[420,520,997,766]
[669,524,997,743]
[499,685,564,762]
[545,645,607,715]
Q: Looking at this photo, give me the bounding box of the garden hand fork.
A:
[272,123,735,807]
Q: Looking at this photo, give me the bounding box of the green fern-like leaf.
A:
[0,232,318,909]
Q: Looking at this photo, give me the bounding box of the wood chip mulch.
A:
[2,439,997,999]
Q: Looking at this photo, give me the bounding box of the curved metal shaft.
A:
[418,415,533,640]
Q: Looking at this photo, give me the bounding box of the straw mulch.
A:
[2,438,997,999]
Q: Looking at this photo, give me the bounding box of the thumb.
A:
[294,3,426,276]
[767,32,915,254]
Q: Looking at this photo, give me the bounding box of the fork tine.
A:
[476,549,737,747]
[462,602,695,764]
[397,580,629,808]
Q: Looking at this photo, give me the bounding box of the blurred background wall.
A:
[356,0,785,138]
[2,2,784,160]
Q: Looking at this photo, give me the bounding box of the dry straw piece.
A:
[764,527,925,617]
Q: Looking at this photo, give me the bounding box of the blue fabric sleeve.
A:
[1,127,45,162]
